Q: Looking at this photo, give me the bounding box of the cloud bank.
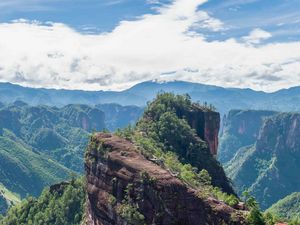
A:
[0,0,300,91]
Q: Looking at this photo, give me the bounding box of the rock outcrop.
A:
[203,112,220,156]
[179,107,220,157]
[85,133,247,225]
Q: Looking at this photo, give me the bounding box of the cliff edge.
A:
[85,133,247,225]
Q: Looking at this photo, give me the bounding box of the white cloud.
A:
[242,28,272,45]
[0,0,299,92]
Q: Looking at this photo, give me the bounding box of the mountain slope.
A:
[0,134,71,198]
[0,132,71,214]
[0,103,105,172]
[226,113,300,209]
[0,103,105,214]
[266,192,300,220]
[0,184,20,215]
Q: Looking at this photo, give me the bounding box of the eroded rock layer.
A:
[85,133,246,225]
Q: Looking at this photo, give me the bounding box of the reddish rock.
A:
[85,133,247,225]
[183,107,220,157]
[203,112,220,156]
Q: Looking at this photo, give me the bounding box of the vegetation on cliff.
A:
[86,132,249,225]
[112,93,239,208]
[0,178,85,225]
[129,93,234,194]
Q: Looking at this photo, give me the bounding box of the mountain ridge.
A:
[2,81,300,116]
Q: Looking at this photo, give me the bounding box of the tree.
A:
[247,207,266,225]
[198,169,212,185]
[243,191,266,225]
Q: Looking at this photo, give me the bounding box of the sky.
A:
[0,0,300,91]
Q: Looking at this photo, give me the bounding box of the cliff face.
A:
[184,109,220,156]
[226,113,300,209]
[85,133,246,225]
[219,110,277,163]
[204,112,220,156]
[266,192,300,220]
[256,113,300,153]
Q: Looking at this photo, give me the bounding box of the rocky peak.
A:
[85,133,247,225]
[256,113,300,154]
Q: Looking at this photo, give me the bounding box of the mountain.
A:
[85,134,246,225]
[219,110,278,163]
[95,103,144,131]
[2,81,300,115]
[85,93,248,224]
[135,93,233,193]
[226,113,300,210]
[3,93,281,224]
[0,82,146,107]
[0,102,105,172]
[0,103,105,214]
[266,192,300,220]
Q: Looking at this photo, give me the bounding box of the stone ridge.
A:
[85,133,247,225]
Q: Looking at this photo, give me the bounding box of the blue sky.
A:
[1,0,299,41]
[202,0,300,42]
[0,0,299,91]
[0,0,156,32]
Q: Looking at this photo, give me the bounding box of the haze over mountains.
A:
[2,81,300,115]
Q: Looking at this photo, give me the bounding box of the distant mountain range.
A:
[1,81,300,115]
